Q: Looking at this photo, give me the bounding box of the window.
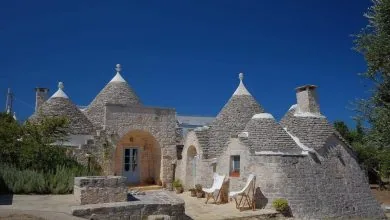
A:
[230,155,240,177]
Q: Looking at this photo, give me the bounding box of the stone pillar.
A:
[295,85,320,113]
[35,87,49,112]
[161,145,177,190]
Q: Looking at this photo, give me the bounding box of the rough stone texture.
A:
[74,176,127,205]
[34,88,49,112]
[104,104,177,186]
[30,97,95,135]
[216,137,385,219]
[240,116,302,154]
[280,107,336,151]
[71,191,185,220]
[207,95,264,159]
[296,85,320,114]
[84,80,141,129]
[176,130,215,189]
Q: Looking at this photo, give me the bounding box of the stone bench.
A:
[74,176,127,205]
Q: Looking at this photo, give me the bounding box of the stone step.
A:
[129,185,163,191]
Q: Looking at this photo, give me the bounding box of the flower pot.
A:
[190,190,196,197]
[196,191,204,198]
[175,187,183,194]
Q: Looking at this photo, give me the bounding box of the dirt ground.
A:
[371,187,390,205]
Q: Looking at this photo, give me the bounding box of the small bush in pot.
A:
[173,179,183,194]
[195,184,204,198]
[272,198,291,216]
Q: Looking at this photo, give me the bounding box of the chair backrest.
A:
[214,174,226,190]
[240,174,256,193]
[209,173,219,190]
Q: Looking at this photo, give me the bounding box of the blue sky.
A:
[0,0,372,126]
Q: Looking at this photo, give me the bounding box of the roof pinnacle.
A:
[239,72,244,81]
[51,81,69,99]
[58,82,64,90]
[233,72,251,96]
[110,64,126,83]
[115,64,122,73]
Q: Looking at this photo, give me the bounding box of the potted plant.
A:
[173,179,183,194]
[195,184,204,198]
[272,198,291,217]
[189,188,197,197]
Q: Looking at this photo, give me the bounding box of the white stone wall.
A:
[176,131,215,189]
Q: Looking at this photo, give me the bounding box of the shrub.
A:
[272,198,289,213]
[0,163,97,194]
[172,179,182,188]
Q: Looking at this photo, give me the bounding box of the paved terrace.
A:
[176,192,279,220]
[0,192,282,220]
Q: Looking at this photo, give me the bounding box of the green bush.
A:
[0,164,97,194]
[272,198,289,213]
[172,179,182,188]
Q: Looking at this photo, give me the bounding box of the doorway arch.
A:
[114,130,161,185]
[185,145,198,188]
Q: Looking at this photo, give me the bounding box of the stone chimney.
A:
[35,87,49,112]
[295,85,320,114]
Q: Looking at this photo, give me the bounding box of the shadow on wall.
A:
[254,187,268,209]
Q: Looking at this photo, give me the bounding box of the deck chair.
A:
[228,174,256,211]
[202,173,226,204]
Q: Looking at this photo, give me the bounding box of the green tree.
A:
[354,0,390,179]
[333,121,353,144]
[0,113,22,165]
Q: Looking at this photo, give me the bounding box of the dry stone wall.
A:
[74,176,127,205]
[217,137,385,219]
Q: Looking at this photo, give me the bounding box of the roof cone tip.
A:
[110,64,126,83]
[239,72,244,81]
[51,81,69,99]
[233,72,251,96]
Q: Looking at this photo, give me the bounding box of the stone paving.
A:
[175,191,280,220]
[0,194,81,220]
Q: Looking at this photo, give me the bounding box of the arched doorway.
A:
[114,130,161,185]
[186,145,198,188]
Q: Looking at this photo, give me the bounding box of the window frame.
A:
[230,155,240,177]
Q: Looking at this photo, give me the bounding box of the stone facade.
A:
[74,176,128,205]
[216,137,385,219]
[31,65,179,188]
[176,74,385,218]
[104,104,177,185]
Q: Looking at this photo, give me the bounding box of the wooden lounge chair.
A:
[228,174,256,211]
[202,173,226,204]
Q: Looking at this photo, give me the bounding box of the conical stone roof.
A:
[206,73,264,158]
[240,113,302,154]
[280,104,335,151]
[31,82,95,135]
[84,64,141,128]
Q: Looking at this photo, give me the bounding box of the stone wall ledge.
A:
[71,191,185,219]
[74,176,126,188]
